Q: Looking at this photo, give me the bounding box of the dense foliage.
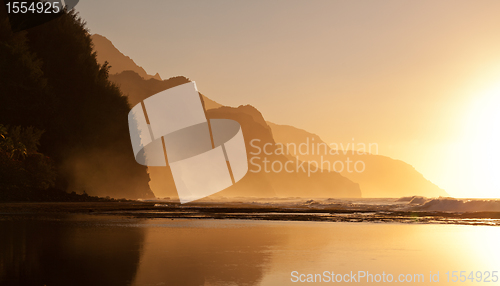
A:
[0,5,153,199]
[0,124,56,192]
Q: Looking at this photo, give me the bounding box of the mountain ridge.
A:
[92,34,161,80]
[109,70,362,199]
[268,122,448,198]
[92,33,446,199]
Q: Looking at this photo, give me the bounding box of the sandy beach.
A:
[1,212,499,285]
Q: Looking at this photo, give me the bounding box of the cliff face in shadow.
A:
[109,71,361,198]
[268,122,448,198]
[92,34,161,80]
[93,34,442,199]
[108,71,222,110]
[207,106,362,198]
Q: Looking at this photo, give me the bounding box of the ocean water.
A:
[146,197,500,226]
[1,214,499,285]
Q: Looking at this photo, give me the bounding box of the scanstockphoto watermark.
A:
[290,270,433,283]
[248,138,379,176]
[291,270,499,283]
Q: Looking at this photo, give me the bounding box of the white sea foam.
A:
[417,197,500,212]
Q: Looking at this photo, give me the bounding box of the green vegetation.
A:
[0,7,153,200]
[0,124,55,192]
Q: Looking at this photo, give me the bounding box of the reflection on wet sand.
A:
[0,215,145,286]
[133,220,285,285]
[1,215,499,286]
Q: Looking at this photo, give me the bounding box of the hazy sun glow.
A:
[458,83,500,198]
[74,0,500,199]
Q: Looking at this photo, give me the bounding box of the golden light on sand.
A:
[463,226,500,271]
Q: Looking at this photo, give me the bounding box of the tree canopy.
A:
[0,6,153,199]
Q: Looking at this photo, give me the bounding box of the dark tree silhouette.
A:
[0,5,153,199]
[0,124,56,193]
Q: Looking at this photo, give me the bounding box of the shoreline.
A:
[1,201,499,226]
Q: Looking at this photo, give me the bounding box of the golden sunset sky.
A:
[77,0,500,198]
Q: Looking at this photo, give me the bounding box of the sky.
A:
[76,0,500,198]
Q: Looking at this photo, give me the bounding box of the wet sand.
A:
[1,214,499,285]
[1,200,499,226]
